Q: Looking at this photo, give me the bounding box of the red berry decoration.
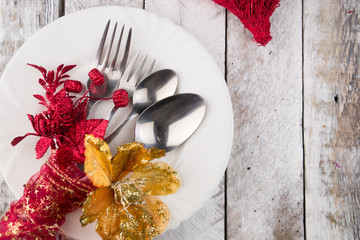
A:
[113,89,129,108]
[88,68,105,86]
[64,80,83,93]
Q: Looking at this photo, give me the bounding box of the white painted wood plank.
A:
[0,0,60,217]
[145,1,226,239]
[65,0,143,12]
[226,0,303,239]
[0,175,14,218]
[304,0,360,239]
[0,0,60,75]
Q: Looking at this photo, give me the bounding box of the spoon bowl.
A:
[135,93,206,152]
[106,69,178,142]
[133,69,178,114]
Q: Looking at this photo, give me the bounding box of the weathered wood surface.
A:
[226,0,304,239]
[0,0,359,240]
[304,0,360,239]
[0,0,60,76]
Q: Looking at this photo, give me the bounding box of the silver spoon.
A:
[135,93,206,152]
[106,69,178,142]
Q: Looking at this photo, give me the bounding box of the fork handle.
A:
[105,110,137,143]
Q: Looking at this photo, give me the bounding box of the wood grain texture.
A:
[64,0,143,12]
[0,0,60,75]
[0,175,14,219]
[304,0,360,239]
[226,0,304,239]
[0,0,60,217]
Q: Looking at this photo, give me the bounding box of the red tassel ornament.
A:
[213,0,280,46]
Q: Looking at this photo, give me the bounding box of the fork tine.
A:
[119,28,132,74]
[93,20,110,67]
[100,22,118,70]
[109,25,125,71]
[120,50,141,82]
[139,59,156,81]
[127,55,147,86]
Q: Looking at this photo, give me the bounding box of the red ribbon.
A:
[0,150,93,239]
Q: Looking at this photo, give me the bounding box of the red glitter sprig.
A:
[11,64,108,161]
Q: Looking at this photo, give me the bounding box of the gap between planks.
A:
[224,9,228,240]
[301,0,306,239]
[58,0,65,17]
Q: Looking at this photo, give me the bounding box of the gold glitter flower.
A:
[80,135,181,240]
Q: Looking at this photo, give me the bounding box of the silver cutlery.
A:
[87,20,132,116]
[130,93,206,152]
[105,69,178,143]
[106,51,155,122]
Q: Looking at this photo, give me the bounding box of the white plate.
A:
[0,6,233,239]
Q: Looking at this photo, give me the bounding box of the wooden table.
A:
[0,1,358,239]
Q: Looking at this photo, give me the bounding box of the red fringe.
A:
[213,0,280,46]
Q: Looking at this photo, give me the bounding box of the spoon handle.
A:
[86,98,99,118]
[107,106,117,122]
[105,110,137,143]
[107,95,134,122]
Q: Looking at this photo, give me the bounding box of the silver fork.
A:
[86,20,132,117]
[104,52,155,143]
[106,51,156,122]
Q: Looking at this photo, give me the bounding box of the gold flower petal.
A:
[141,195,170,235]
[113,182,144,206]
[84,135,113,187]
[112,142,165,181]
[130,161,181,196]
[82,138,175,240]
[96,200,124,239]
[106,196,169,240]
[80,187,114,226]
